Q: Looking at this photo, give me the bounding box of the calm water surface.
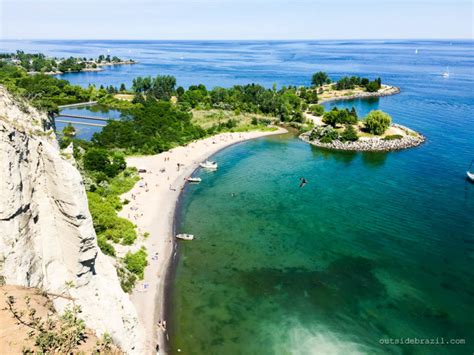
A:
[2,40,473,354]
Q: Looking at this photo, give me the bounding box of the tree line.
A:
[311,71,382,92]
[0,51,132,73]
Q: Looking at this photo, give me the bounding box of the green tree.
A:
[365,81,380,92]
[152,75,176,101]
[83,148,110,172]
[312,71,330,87]
[364,110,392,135]
[83,149,125,178]
[310,104,325,116]
[62,123,76,138]
[323,107,357,127]
[340,124,359,142]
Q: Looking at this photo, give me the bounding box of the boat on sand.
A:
[187,177,202,183]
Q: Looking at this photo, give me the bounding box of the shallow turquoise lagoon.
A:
[170,128,473,354]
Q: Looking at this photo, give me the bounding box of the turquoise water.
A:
[2,40,473,353]
[171,131,473,354]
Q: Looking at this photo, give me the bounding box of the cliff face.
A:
[0,87,144,353]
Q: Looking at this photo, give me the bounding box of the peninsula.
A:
[302,107,425,151]
[299,73,424,151]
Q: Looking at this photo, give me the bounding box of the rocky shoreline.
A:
[319,85,401,104]
[300,124,425,152]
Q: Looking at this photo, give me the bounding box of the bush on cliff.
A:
[124,248,148,280]
[87,191,137,247]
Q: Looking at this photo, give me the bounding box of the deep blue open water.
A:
[2,40,473,354]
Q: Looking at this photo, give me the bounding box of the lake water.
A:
[2,40,473,354]
[56,105,123,140]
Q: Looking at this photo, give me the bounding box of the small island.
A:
[0,51,136,75]
[308,71,401,103]
[301,106,425,151]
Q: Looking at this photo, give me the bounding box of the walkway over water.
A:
[55,119,106,127]
[56,114,111,122]
[58,101,98,109]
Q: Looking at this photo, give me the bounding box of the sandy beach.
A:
[118,128,286,354]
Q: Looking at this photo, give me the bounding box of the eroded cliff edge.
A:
[0,86,144,353]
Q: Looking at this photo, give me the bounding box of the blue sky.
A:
[0,0,472,39]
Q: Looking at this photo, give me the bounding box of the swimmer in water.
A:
[299,177,308,188]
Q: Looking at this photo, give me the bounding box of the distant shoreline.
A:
[26,61,137,76]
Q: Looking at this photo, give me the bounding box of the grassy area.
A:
[98,94,137,110]
[192,109,277,132]
[316,84,368,102]
[113,93,135,101]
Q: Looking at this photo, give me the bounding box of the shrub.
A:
[365,110,392,135]
[5,296,86,353]
[340,125,359,142]
[310,104,325,116]
[87,192,137,246]
[62,123,76,138]
[310,126,339,143]
[97,236,116,256]
[124,248,148,279]
[116,265,137,293]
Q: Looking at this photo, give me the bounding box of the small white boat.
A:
[467,171,474,182]
[442,67,450,78]
[187,177,202,183]
[176,234,194,241]
[199,160,218,169]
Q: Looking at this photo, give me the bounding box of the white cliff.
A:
[0,86,145,353]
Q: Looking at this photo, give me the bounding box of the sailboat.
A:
[442,66,450,78]
[467,160,474,182]
[415,49,418,54]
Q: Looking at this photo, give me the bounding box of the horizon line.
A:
[1,38,473,42]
